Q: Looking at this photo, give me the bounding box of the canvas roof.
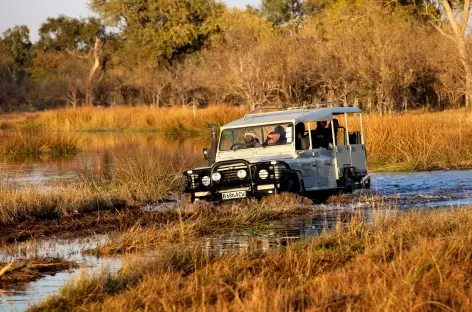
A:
[221,107,362,130]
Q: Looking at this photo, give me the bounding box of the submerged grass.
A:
[87,193,314,256]
[0,145,191,225]
[0,186,131,225]
[30,207,472,312]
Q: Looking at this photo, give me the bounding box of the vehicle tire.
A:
[286,174,301,194]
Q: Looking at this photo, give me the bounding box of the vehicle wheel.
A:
[286,174,301,194]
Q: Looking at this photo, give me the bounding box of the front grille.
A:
[214,162,251,188]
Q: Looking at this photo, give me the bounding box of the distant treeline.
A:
[1,0,471,113]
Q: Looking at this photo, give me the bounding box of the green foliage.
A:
[37,15,104,52]
[261,0,305,26]
[0,26,33,74]
[90,0,225,65]
[211,8,275,50]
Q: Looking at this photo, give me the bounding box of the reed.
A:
[0,185,131,225]
[2,106,472,171]
[30,207,472,312]
[0,132,79,158]
[364,109,472,171]
[86,193,314,256]
[1,106,246,136]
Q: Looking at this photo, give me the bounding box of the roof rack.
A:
[244,101,345,117]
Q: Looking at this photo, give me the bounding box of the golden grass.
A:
[0,106,246,136]
[0,145,192,224]
[0,185,131,224]
[0,132,79,158]
[364,109,472,171]
[30,207,472,312]
[2,106,472,171]
[86,194,314,256]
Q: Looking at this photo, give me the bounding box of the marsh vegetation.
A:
[29,208,472,312]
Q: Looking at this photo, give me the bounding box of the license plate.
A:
[222,191,247,200]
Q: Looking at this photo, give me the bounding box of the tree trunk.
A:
[441,0,472,108]
[87,37,103,106]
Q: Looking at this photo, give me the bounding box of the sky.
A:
[0,0,261,42]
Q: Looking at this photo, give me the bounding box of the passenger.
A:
[295,122,309,150]
[243,131,261,148]
[313,120,332,148]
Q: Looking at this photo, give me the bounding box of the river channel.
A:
[0,133,471,311]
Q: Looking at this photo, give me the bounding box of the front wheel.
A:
[284,174,302,194]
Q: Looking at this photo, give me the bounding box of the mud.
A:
[0,207,183,244]
[0,258,77,288]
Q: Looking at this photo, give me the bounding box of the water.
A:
[1,133,472,311]
[0,237,123,312]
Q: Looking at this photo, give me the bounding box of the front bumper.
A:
[183,160,291,201]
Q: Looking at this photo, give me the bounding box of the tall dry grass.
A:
[364,109,472,171]
[2,106,472,171]
[30,208,472,312]
[3,106,246,136]
[0,132,79,158]
[0,185,130,224]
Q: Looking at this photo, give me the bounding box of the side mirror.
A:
[203,148,210,160]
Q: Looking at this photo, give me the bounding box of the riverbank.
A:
[0,258,76,288]
[1,106,472,171]
[29,207,472,312]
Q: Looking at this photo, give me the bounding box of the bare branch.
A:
[461,0,471,36]
[0,259,14,278]
[430,22,456,41]
[441,0,461,38]
[65,49,88,60]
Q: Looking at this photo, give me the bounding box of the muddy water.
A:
[1,133,472,311]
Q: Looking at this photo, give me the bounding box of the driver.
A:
[264,125,287,145]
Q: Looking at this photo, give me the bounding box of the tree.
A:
[90,0,224,66]
[34,16,108,106]
[432,0,472,107]
[0,26,33,111]
[0,26,33,75]
[37,16,104,52]
[261,0,305,26]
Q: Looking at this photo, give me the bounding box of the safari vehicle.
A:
[183,102,371,202]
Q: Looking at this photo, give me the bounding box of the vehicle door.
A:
[334,113,367,175]
[333,115,352,175]
[294,151,318,189]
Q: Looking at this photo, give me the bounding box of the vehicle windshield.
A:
[219,122,294,151]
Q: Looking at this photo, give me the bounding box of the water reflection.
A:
[1,133,472,311]
[0,133,207,187]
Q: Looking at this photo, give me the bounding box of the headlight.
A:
[237,169,247,179]
[201,176,211,186]
[258,169,269,179]
[212,172,222,182]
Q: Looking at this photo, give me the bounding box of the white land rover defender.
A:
[183,103,371,202]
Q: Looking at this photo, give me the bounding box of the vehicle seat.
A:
[333,119,345,145]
